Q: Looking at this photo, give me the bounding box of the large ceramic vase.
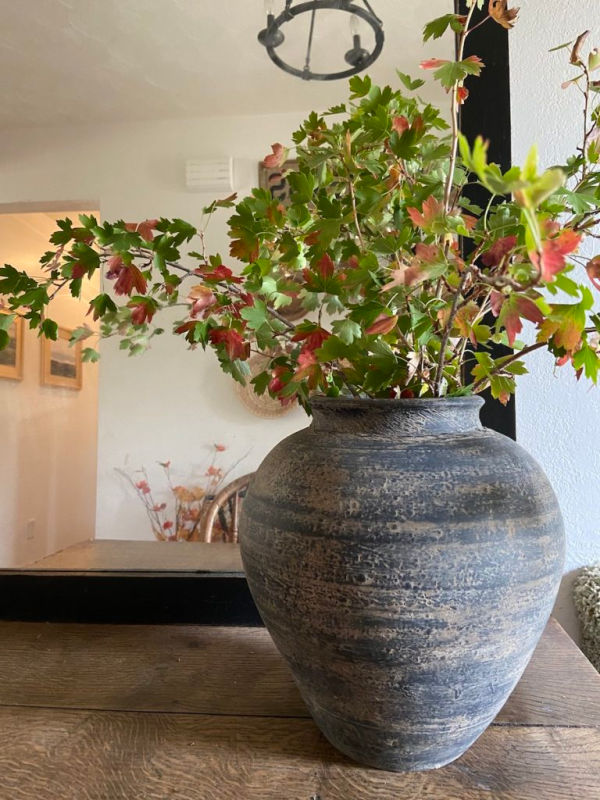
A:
[239,397,565,772]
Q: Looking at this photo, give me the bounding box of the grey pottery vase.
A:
[239,396,565,772]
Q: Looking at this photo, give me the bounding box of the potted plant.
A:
[1,0,599,772]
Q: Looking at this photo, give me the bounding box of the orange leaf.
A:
[263,143,288,169]
[489,0,520,29]
[586,256,600,290]
[366,314,398,336]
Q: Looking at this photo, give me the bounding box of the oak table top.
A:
[0,617,598,799]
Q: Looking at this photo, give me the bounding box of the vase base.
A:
[307,700,487,773]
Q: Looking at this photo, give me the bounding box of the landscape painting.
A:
[41,327,82,389]
[0,312,24,381]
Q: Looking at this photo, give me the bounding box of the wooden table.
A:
[0,618,598,799]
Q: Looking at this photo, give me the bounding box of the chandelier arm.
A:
[304,6,317,72]
[361,0,382,25]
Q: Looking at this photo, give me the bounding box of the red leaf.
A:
[294,348,319,383]
[315,253,335,279]
[114,265,147,296]
[407,196,443,229]
[128,300,155,325]
[71,263,87,280]
[292,326,330,351]
[263,143,288,169]
[531,229,581,282]
[465,55,485,67]
[209,328,249,361]
[457,86,469,104]
[106,255,125,279]
[498,295,543,346]
[392,116,409,134]
[125,219,159,242]
[481,235,517,268]
[490,290,505,317]
[420,58,448,70]
[200,264,242,283]
[415,243,440,263]
[268,365,289,396]
[366,314,399,336]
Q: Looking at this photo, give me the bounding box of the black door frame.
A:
[0,5,513,624]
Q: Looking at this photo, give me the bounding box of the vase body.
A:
[239,397,565,772]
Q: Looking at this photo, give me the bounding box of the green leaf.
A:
[89,293,118,319]
[396,71,426,91]
[433,58,484,90]
[549,40,574,53]
[70,325,94,343]
[331,319,362,345]
[240,300,270,331]
[82,347,100,363]
[0,313,15,332]
[40,319,58,340]
[251,370,271,395]
[423,14,464,42]
[573,343,600,382]
[349,74,372,98]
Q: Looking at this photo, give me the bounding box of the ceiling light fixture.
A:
[258,0,384,82]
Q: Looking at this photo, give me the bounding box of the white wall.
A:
[0,214,99,566]
[511,0,600,640]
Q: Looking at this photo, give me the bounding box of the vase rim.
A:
[310,395,485,410]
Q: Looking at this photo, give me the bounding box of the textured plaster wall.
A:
[510,0,600,640]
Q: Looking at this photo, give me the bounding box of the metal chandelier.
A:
[257,0,384,82]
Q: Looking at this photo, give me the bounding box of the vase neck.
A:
[310,397,484,437]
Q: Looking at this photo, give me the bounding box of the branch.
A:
[443,5,481,212]
[433,265,473,396]
[469,326,599,393]
[116,248,298,333]
[347,172,365,250]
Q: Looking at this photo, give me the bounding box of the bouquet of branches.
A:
[1,1,600,411]
[116,444,237,542]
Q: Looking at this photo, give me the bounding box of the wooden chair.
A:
[199,473,254,543]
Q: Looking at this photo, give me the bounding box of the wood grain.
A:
[1,619,598,728]
[0,623,307,717]
[0,706,597,800]
[500,617,600,727]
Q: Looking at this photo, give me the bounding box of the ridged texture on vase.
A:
[239,397,565,772]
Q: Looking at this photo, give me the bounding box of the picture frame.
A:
[40,326,82,390]
[0,311,24,381]
[258,159,298,206]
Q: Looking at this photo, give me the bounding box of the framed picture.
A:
[259,159,298,206]
[0,312,24,381]
[41,327,82,390]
